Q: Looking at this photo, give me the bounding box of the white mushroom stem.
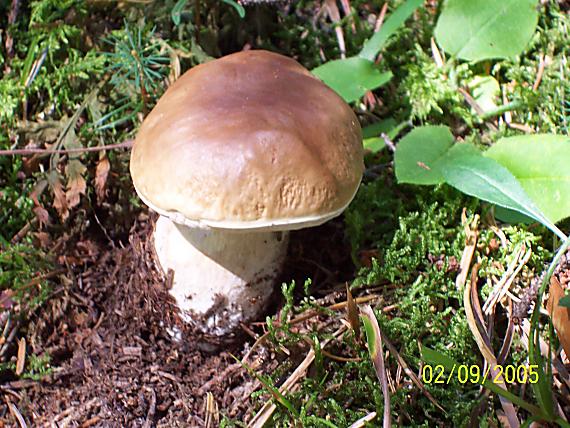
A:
[153,215,289,336]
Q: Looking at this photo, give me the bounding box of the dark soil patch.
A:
[0,211,355,426]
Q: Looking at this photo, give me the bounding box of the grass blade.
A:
[359,0,423,61]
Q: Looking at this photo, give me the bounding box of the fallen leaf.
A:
[22,154,41,176]
[546,276,570,359]
[95,155,110,203]
[33,206,50,228]
[65,159,87,209]
[30,179,47,206]
[47,170,68,220]
[33,231,51,249]
[346,283,361,338]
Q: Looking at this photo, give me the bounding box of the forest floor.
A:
[2,213,358,426]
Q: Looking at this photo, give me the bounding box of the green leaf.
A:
[559,295,570,309]
[311,57,392,103]
[468,75,500,113]
[362,119,397,139]
[361,310,379,359]
[363,137,385,153]
[485,134,570,223]
[359,0,424,61]
[434,0,539,62]
[171,0,188,26]
[221,0,245,18]
[362,119,408,153]
[441,154,566,240]
[494,206,535,225]
[394,125,455,185]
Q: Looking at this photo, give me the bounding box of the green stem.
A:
[480,101,523,120]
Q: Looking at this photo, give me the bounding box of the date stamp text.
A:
[422,364,539,385]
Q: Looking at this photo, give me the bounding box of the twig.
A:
[483,245,531,315]
[374,3,389,33]
[15,338,26,376]
[204,392,219,428]
[142,388,157,428]
[325,0,346,58]
[7,402,27,428]
[532,53,547,92]
[321,349,361,362]
[465,265,520,428]
[455,210,479,291]
[5,0,20,60]
[340,0,356,33]
[349,412,377,428]
[0,140,133,156]
[430,37,444,68]
[382,332,445,412]
[10,218,38,244]
[458,88,498,132]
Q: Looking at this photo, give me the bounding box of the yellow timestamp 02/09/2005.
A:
[422,364,540,385]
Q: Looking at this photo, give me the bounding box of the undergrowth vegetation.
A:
[1,0,570,426]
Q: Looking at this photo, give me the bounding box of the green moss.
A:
[245,177,553,426]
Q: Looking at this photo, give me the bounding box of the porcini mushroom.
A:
[130,50,363,337]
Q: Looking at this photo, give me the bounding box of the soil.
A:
[0,211,355,427]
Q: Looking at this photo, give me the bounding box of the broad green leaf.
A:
[362,119,397,139]
[441,155,566,240]
[485,134,570,223]
[468,75,500,113]
[312,57,392,103]
[443,141,482,160]
[434,0,539,62]
[494,206,534,224]
[363,137,385,153]
[359,0,424,61]
[395,125,454,185]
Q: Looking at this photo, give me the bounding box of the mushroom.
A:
[130,50,364,338]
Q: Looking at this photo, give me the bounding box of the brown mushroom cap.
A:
[130,50,364,231]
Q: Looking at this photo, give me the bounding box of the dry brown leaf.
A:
[33,231,51,249]
[30,178,47,206]
[95,155,110,203]
[547,276,570,358]
[47,170,68,220]
[32,206,49,228]
[22,154,41,176]
[346,283,361,338]
[65,159,87,209]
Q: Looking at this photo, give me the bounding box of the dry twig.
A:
[0,140,133,156]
